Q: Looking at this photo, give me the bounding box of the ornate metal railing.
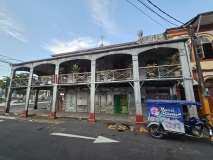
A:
[32,75,54,86]
[58,72,91,84]
[11,78,29,87]
[139,64,182,79]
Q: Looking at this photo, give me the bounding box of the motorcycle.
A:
[145,99,213,142]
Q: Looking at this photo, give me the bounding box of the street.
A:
[0,115,213,160]
[0,103,48,113]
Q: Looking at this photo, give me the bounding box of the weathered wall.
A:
[65,87,136,115]
[65,86,171,115]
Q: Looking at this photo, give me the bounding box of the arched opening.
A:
[59,59,91,84]
[11,68,31,104]
[138,47,181,79]
[198,35,213,59]
[96,54,132,82]
[32,63,55,86]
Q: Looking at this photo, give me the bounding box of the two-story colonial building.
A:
[2,29,198,124]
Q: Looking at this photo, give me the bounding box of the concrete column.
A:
[23,68,34,117]
[132,55,143,125]
[88,59,96,122]
[33,89,39,109]
[179,43,198,117]
[3,69,15,114]
[50,63,59,119]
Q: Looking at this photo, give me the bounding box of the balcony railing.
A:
[139,64,182,79]
[12,78,29,87]
[96,68,133,82]
[58,72,91,84]
[11,64,182,87]
[32,75,54,86]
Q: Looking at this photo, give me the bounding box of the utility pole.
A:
[189,25,212,125]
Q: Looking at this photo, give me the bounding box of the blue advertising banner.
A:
[147,103,185,133]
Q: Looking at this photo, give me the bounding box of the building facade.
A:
[166,11,213,116]
[2,30,198,124]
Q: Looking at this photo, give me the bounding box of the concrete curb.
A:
[11,111,146,124]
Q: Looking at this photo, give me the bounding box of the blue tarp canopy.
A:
[144,99,202,106]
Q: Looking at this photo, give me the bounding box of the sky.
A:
[0,0,213,79]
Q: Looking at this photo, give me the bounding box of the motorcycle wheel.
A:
[148,124,164,139]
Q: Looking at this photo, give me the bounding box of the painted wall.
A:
[64,86,171,115]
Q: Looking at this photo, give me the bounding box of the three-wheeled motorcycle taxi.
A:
[145,99,213,142]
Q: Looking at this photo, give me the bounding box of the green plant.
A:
[71,64,80,73]
[59,67,65,74]
[146,63,157,72]
[163,52,179,65]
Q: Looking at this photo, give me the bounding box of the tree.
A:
[15,73,29,78]
[0,76,9,98]
[13,73,30,97]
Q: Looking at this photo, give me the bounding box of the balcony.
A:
[139,64,182,79]
[11,64,182,87]
[58,72,91,84]
[32,75,54,86]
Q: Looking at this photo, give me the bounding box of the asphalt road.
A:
[0,115,213,160]
[0,103,48,113]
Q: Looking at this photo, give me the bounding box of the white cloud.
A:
[0,13,26,43]
[44,37,111,54]
[88,0,119,35]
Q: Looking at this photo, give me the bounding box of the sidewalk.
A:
[0,100,48,106]
[10,108,148,124]
[1,101,148,124]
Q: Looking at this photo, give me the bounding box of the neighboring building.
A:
[166,11,213,115]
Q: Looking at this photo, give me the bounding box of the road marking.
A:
[50,133,119,143]
[0,116,16,120]
[0,120,4,122]
[129,126,134,131]
[139,127,148,132]
[108,124,117,129]
[118,125,127,131]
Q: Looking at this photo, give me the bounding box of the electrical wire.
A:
[137,0,178,26]
[147,0,184,24]
[126,0,166,29]
[0,54,23,64]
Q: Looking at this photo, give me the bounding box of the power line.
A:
[147,0,184,24]
[0,54,23,64]
[137,0,178,27]
[126,0,166,29]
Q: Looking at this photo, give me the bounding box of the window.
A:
[198,36,213,59]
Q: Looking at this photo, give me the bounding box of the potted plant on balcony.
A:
[163,53,181,77]
[146,63,157,78]
[71,64,80,83]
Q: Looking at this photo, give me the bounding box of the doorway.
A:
[114,95,128,114]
